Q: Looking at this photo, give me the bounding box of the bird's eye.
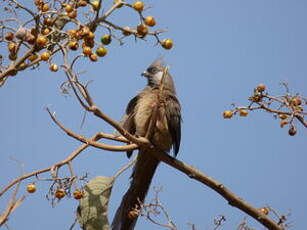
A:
[147,67,159,74]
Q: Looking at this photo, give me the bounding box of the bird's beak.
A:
[141,71,150,77]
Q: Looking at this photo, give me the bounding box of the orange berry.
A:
[280,120,288,128]
[127,210,139,219]
[44,17,53,26]
[68,29,77,38]
[27,183,36,193]
[137,24,148,37]
[73,190,84,200]
[288,126,297,136]
[36,35,48,47]
[34,0,43,6]
[40,51,50,61]
[122,26,132,36]
[68,40,79,50]
[256,83,266,92]
[161,39,173,50]
[291,97,302,106]
[239,110,249,117]
[144,16,156,27]
[78,0,88,7]
[223,110,233,119]
[85,31,95,41]
[55,189,66,199]
[65,4,74,13]
[5,32,15,41]
[80,27,90,37]
[41,3,49,12]
[49,63,58,72]
[83,46,92,56]
[96,46,108,57]
[133,1,144,12]
[68,10,77,19]
[250,95,262,102]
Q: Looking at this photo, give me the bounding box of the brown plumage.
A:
[112,59,181,230]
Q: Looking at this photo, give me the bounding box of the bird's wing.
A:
[165,93,181,156]
[122,95,139,158]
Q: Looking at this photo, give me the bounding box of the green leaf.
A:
[77,176,115,230]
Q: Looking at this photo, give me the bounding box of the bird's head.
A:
[141,58,176,93]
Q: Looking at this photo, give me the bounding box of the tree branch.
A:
[147,150,284,230]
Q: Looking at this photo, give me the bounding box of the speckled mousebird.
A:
[112,58,181,230]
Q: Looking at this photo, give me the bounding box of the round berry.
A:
[27,183,36,193]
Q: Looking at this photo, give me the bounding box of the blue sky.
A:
[1,0,306,229]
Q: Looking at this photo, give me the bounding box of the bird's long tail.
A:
[112,149,159,230]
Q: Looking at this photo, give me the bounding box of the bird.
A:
[112,58,181,230]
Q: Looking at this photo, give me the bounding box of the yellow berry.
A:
[96,46,108,57]
[27,183,36,193]
[91,1,100,10]
[161,39,173,50]
[49,63,58,72]
[8,42,17,53]
[133,1,144,12]
[36,35,48,47]
[41,28,50,36]
[40,51,50,61]
[18,62,27,70]
[144,16,156,27]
